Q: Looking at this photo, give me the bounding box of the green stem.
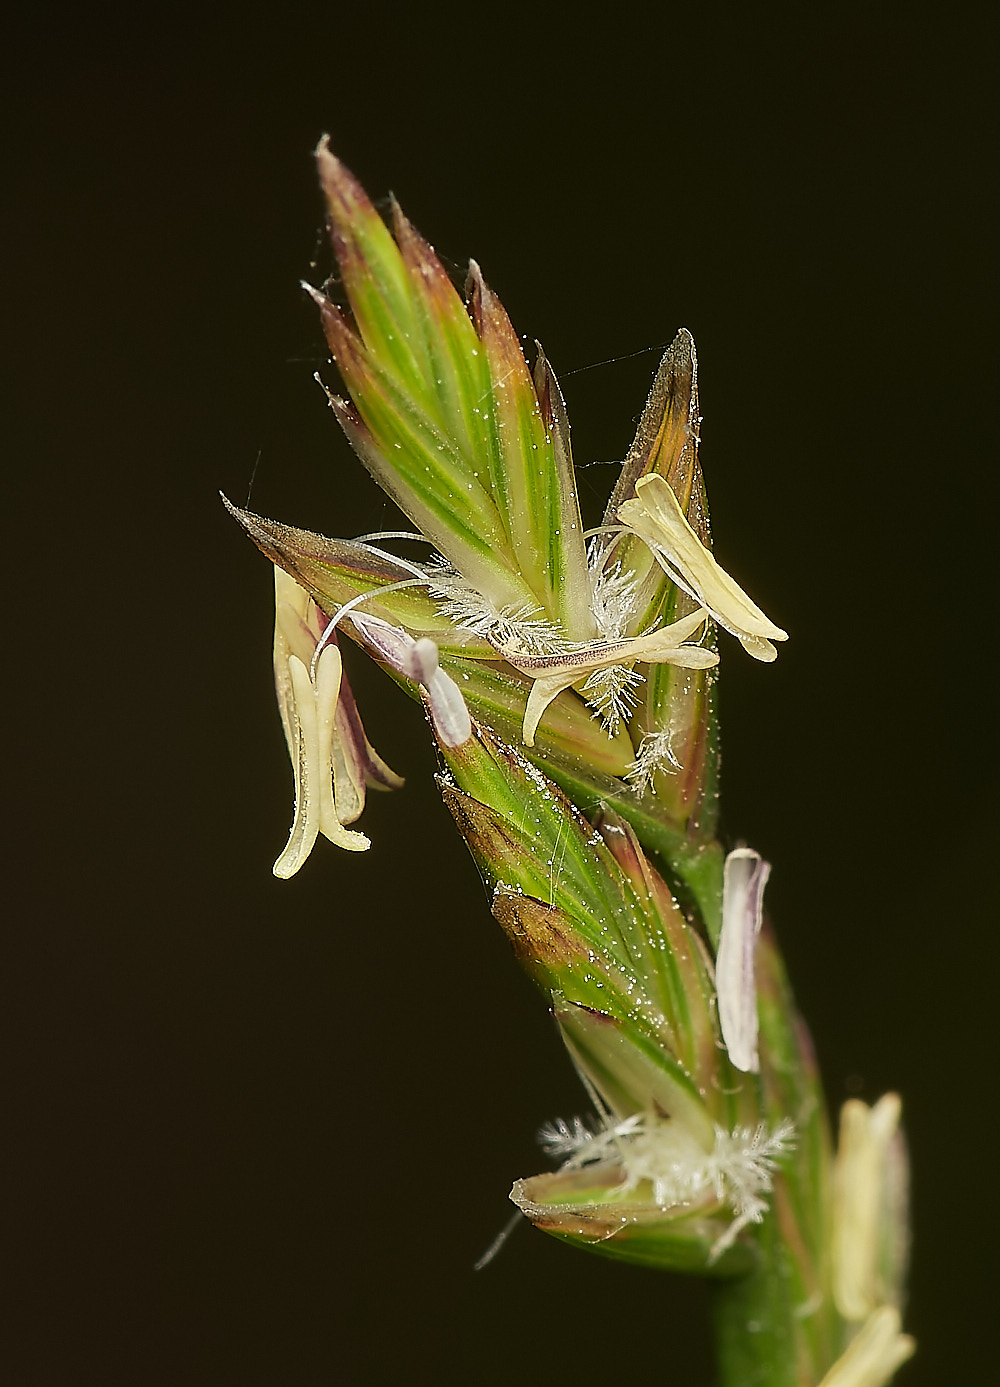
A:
[712,934,841,1385]
[713,1203,813,1387]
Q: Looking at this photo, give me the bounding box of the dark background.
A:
[6,4,995,1383]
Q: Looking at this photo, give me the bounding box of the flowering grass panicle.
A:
[229,140,913,1387]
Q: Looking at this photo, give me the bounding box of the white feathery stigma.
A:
[627,727,683,793]
[428,563,561,653]
[537,1116,598,1160]
[580,551,646,730]
[588,550,642,642]
[539,1110,795,1261]
[581,664,645,730]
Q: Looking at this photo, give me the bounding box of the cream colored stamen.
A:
[617,475,787,661]
[497,607,718,746]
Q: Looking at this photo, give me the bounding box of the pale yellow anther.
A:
[272,569,373,877]
[832,1093,905,1323]
[817,1306,915,1387]
[617,474,787,661]
[497,607,719,746]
